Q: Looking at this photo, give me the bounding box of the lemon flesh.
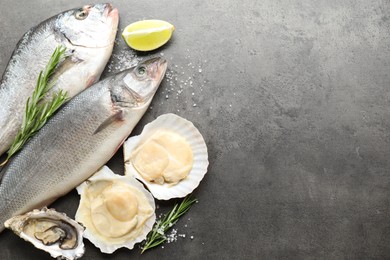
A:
[122,20,175,51]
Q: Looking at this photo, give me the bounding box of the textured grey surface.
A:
[1,0,390,259]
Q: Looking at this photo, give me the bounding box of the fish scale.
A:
[0,57,167,232]
[0,3,119,156]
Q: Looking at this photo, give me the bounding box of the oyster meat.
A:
[4,207,85,260]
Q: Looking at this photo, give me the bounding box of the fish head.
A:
[52,3,119,94]
[113,57,167,109]
[56,3,119,48]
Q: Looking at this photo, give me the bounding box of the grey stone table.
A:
[1,0,389,259]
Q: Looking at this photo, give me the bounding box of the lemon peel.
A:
[122,20,175,51]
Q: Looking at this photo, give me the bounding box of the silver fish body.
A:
[0,57,167,232]
[0,3,119,156]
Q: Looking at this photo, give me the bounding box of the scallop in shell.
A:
[75,166,155,254]
[124,113,208,200]
[4,207,85,260]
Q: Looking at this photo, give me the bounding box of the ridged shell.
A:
[75,166,156,254]
[124,113,208,200]
[4,207,85,260]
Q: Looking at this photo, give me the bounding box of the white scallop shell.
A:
[75,166,156,254]
[123,113,208,200]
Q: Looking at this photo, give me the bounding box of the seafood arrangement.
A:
[0,3,208,260]
[0,57,167,233]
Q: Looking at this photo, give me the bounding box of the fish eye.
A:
[75,9,88,20]
[136,66,147,77]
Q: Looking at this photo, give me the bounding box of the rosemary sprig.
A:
[1,46,68,165]
[141,196,198,254]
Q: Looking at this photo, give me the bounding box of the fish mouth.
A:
[103,3,119,44]
[156,58,168,85]
[103,3,119,19]
[84,3,118,18]
[145,57,168,83]
[144,57,167,102]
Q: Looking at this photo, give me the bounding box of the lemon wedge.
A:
[122,20,175,51]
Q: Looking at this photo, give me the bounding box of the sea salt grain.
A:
[149,51,208,111]
[106,50,141,73]
[167,229,178,243]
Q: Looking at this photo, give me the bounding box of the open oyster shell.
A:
[124,113,209,200]
[4,207,85,260]
[75,166,156,254]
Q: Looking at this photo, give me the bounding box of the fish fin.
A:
[86,76,97,87]
[48,55,83,85]
[69,53,84,64]
[93,111,124,135]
